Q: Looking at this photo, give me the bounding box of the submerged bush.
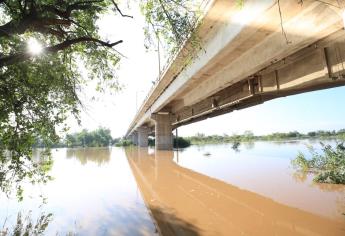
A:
[292,142,345,184]
[115,139,133,147]
[174,137,191,148]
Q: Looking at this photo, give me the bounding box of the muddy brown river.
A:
[1,140,344,235]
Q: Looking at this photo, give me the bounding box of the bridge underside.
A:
[127,0,345,150]
[171,31,345,129]
[131,31,345,149]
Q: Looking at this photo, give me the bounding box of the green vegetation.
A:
[292,142,345,184]
[1,212,52,236]
[185,129,345,145]
[33,127,113,148]
[174,137,191,148]
[231,141,241,151]
[115,139,134,147]
[0,0,200,197]
[148,137,155,147]
[146,137,191,148]
[140,0,200,54]
[65,128,112,148]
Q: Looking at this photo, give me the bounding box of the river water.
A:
[0,140,344,235]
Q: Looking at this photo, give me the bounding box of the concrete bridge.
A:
[126,0,345,150]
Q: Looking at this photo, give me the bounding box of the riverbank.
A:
[184,129,345,145]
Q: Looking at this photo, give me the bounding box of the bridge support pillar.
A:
[152,113,173,150]
[137,127,149,147]
[131,132,138,145]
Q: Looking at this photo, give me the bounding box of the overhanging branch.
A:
[110,0,133,18]
[0,37,123,67]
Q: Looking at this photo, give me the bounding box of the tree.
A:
[65,127,112,147]
[140,0,201,53]
[0,0,199,196]
[243,130,254,140]
[0,0,125,197]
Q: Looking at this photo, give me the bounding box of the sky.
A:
[67,2,345,138]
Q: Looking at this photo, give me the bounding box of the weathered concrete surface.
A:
[152,114,173,150]
[130,132,138,145]
[137,127,149,147]
[126,0,345,140]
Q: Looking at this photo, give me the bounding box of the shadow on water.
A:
[66,147,111,165]
[125,147,345,236]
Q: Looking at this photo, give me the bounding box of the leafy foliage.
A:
[115,139,134,147]
[186,129,345,145]
[140,0,203,88]
[173,137,191,148]
[140,0,202,55]
[65,127,113,147]
[0,0,204,198]
[1,211,52,236]
[146,136,191,148]
[292,142,345,184]
[0,0,127,197]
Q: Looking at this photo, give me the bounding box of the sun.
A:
[27,38,43,55]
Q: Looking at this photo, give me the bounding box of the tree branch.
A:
[0,37,123,67]
[0,19,33,38]
[42,1,103,19]
[110,0,133,18]
[0,17,71,38]
[157,0,181,42]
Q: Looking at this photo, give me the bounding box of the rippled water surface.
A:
[1,140,345,235]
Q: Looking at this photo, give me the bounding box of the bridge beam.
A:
[152,113,173,150]
[137,127,149,147]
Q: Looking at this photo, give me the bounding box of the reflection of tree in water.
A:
[1,149,53,200]
[1,211,52,236]
[292,169,345,193]
[242,141,255,150]
[66,148,111,166]
[291,170,345,217]
[150,207,200,236]
[231,141,241,152]
[312,181,345,194]
[292,170,308,183]
[271,140,302,146]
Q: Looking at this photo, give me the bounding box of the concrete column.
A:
[137,126,149,147]
[131,131,138,145]
[152,113,173,150]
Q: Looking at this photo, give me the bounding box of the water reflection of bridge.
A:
[125,148,345,236]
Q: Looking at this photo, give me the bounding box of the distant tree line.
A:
[186,129,345,145]
[34,128,345,148]
[33,127,114,148]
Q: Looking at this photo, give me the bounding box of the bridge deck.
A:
[126,0,345,136]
